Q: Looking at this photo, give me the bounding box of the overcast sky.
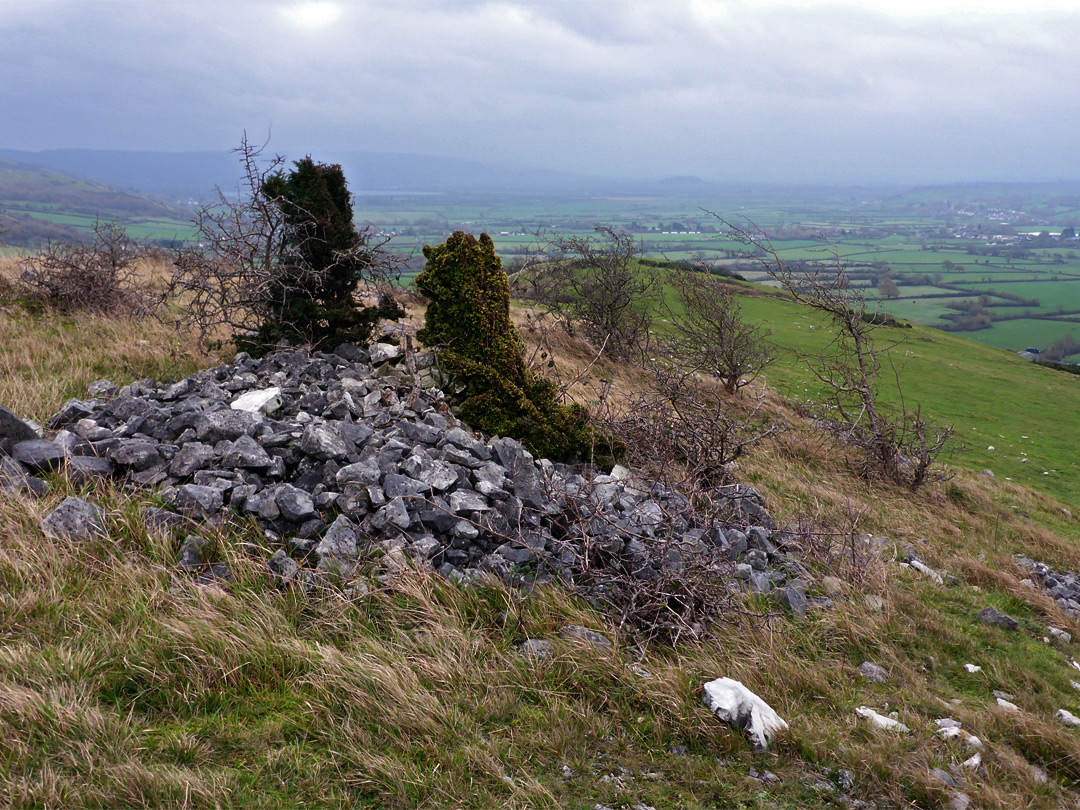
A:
[1,0,1078,184]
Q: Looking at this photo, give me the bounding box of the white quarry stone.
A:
[855,706,910,733]
[962,753,982,769]
[1050,626,1074,644]
[702,677,789,751]
[909,559,944,584]
[996,697,1019,712]
[1057,708,1080,727]
[231,387,282,415]
[963,663,982,673]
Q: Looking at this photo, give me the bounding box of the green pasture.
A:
[734,293,1080,507]
[964,318,1080,354]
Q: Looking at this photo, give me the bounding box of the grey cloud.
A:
[0,0,1078,182]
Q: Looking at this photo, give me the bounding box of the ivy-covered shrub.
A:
[416,231,597,461]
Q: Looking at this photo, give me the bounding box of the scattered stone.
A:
[908,558,944,584]
[66,455,115,484]
[836,769,854,792]
[857,661,890,683]
[40,496,105,540]
[560,625,613,650]
[231,387,282,415]
[864,594,884,613]
[1048,626,1072,644]
[702,677,789,751]
[996,697,1019,712]
[961,753,981,770]
[948,793,971,810]
[177,534,209,570]
[778,585,808,618]
[0,405,39,455]
[1057,708,1080,727]
[12,439,66,472]
[992,689,1014,701]
[821,575,844,597]
[978,607,1019,631]
[518,639,555,660]
[930,768,959,787]
[0,455,49,496]
[963,663,981,673]
[855,706,910,733]
[168,484,224,517]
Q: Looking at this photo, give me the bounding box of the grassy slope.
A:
[4,284,1080,808]
[736,292,1080,508]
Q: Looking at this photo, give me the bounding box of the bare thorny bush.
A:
[592,365,783,499]
[513,225,659,364]
[783,502,888,592]
[11,221,159,316]
[398,469,760,644]
[165,135,404,350]
[663,262,774,395]
[714,215,953,492]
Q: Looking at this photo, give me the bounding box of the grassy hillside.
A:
[732,291,1080,507]
[3,268,1080,808]
[0,159,195,246]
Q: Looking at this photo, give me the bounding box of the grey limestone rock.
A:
[560,624,613,650]
[275,484,317,523]
[0,406,39,455]
[13,439,66,473]
[40,496,106,541]
[300,422,350,461]
[857,661,890,683]
[519,638,555,660]
[978,606,1019,631]
[196,409,262,443]
[169,484,224,517]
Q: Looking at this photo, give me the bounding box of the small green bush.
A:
[416,231,598,461]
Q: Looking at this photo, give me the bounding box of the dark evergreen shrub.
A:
[251,157,402,351]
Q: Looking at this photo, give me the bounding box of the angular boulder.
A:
[702,677,789,751]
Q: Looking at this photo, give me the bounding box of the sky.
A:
[1,0,1079,184]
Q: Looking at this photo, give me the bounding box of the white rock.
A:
[1057,709,1080,727]
[935,718,961,729]
[1049,626,1072,644]
[937,726,963,740]
[963,663,982,673]
[996,697,1019,711]
[909,559,944,584]
[855,706,910,733]
[966,735,983,749]
[1071,681,1080,692]
[231,387,282,415]
[702,677,789,751]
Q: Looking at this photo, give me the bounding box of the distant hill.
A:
[0,148,620,200]
[0,159,190,246]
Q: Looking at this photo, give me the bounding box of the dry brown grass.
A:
[2,284,1080,807]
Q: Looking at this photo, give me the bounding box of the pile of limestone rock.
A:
[0,343,816,611]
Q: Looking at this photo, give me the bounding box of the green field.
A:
[735,292,1080,505]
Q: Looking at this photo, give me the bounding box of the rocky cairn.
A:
[0,343,811,610]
